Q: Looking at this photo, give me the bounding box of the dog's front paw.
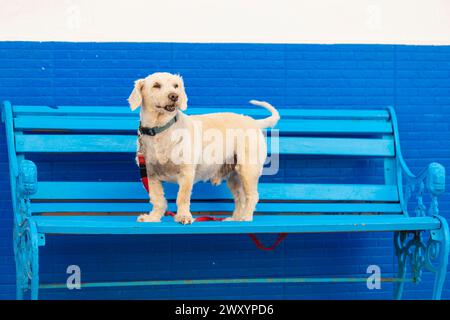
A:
[237,215,253,222]
[175,213,194,225]
[137,213,162,223]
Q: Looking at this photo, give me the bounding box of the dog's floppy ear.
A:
[177,75,188,111]
[179,94,188,111]
[128,79,144,111]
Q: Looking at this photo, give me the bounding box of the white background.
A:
[1,0,450,44]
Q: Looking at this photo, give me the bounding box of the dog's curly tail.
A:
[250,100,280,129]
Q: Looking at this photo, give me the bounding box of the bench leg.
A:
[14,226,24,300]
[430,216,449,300]
[394,217,449,300]
[14,220,40,300]
[393,231,408,300]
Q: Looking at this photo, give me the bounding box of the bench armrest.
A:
[18,160,38,196]
[387,106,445,217]
[400,159,445,216]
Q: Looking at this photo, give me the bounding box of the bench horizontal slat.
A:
[13,106,137,117]
[13,105,391,120]
[30,202,403,214]
[280,137,394,156]
[15,135,394,156]
[14,116,392,134]
[15,116,140,131]
[31,215,439,234]
[32,182,399,202]
[16,134,137,153]
[192,109,391,120]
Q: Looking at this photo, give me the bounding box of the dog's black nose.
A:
[168,93,178,102]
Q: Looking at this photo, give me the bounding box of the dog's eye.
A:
[174,84,179,88]
[153,83,161,89]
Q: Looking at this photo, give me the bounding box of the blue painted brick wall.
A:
[0,42,449,299]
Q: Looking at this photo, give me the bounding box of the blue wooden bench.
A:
[2,100,449,300]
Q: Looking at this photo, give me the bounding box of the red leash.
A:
[247,233,288,251]
[164,210,225,222]
[137,153,287,251]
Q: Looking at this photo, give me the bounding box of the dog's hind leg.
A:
[236,165,260,222]
[225,172,246,221]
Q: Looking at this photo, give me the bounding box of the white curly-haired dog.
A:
[128,72,280,224]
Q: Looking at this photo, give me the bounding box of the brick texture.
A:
[0,42,449,299]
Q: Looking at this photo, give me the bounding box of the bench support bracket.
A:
[394,216,449,300]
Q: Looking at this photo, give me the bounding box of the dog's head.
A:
[128,72,188,113]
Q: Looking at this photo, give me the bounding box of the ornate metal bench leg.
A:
[394,231,408,300]
[15,282,24,300]
[14,226,25,300]
[14,220,40,300]
[394,217,449,300]
[430,216,449,300]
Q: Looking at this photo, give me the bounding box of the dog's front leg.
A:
[137,177,167,222]
[174,169,195,224]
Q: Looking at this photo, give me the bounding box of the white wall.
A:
[1,0,450,44]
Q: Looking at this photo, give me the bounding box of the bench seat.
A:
[32,215,440,235]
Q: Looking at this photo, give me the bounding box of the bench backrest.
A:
[2,101,404,216]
